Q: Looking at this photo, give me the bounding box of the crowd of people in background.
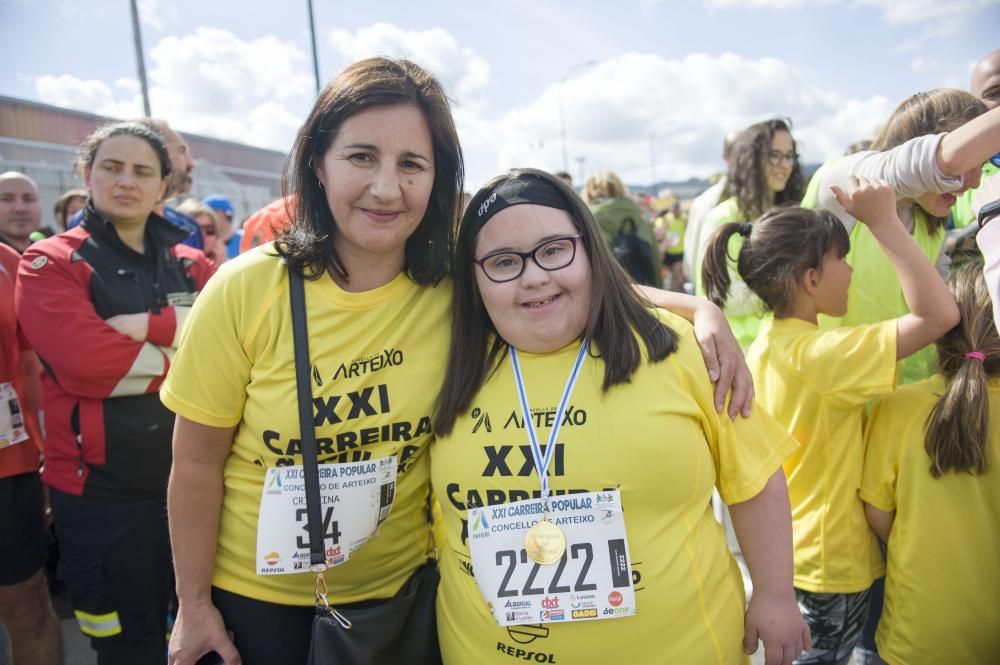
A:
[0,46,998,665]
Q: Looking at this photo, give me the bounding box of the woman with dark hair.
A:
[805,92,1000,384]
[161,57,464,665]
[432,168,808,665]
[695,118,805,349]
[861,261,1000,664]
[15,120,215,664]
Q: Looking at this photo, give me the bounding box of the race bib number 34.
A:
[255,456,396,575]
[468,490,636,626]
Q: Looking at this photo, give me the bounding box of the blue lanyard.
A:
[509,341,589,503]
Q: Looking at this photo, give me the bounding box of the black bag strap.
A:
[288,265,327,570]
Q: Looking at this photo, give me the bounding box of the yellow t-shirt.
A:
[860,376,1000,664]
[160,245,450,605]
[746,317,896,593]
[431,311,798,665]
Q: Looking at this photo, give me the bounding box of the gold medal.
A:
[524,519,566,565]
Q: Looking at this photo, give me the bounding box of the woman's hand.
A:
[830,176,900,230]
[168,600,241,665]
[743,589,810,665]
[105,312,149,342]
[692,300,754,419]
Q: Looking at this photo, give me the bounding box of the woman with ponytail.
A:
[860,261,1000,664]
[702,177,959,665]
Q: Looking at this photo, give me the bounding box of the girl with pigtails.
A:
[700,178,959,665]
[859,260,1000,665]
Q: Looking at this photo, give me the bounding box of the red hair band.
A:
[965,351,986,362]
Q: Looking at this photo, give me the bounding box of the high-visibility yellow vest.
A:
[801,162,829,210]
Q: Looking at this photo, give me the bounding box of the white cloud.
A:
[329,23,491,111]
[489,51,894,185]
[854,0,998,25]
[32,24,904,190]
[37,28,315,153]
[137,0,164,30]
[910,55,941,73]
[705,0,820,7]
[35,74,143,119]
[704,0,998,27]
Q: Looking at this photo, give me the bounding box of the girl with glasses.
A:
[432,168,809,665]
[696,118,805,349]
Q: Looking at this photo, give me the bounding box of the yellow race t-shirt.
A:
[431,311,798,665]
[161,245,450,605]
[861,376,1000,664]
[746,317,896,593]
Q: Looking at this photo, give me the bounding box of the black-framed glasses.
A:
[767,151,798,166]
[474,235,582,283]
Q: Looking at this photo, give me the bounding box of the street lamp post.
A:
[307,0,321,94]
[129,0,151,116]
[558,60,597,174]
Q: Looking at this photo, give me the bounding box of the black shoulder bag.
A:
[287,266,442,665]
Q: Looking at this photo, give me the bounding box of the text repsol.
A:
[497,643,556,663]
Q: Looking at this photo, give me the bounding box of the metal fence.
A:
[0,136,283,228]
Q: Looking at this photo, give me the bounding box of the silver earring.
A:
[318,176,325,190]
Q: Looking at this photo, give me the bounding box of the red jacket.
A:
[16,206,214,497]
[239,195,294,253]
[0,245,43,479]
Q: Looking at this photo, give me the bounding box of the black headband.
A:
[468,174,573,237]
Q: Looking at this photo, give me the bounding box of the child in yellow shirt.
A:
[861,261,1000,665]
[700,178,960,665]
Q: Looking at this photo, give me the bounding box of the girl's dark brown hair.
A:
[701,206,849,317]
[433,168,677,436]
[871,89,987,234]
[924,261,997,477]
[724,118,805,222]
[278,57,463,284]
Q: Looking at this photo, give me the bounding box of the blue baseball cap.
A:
[202,194,235,217]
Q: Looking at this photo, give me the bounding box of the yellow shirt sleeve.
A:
[786,320,898,406]
[859,396,902,512]
[658,309,799,505]
[161,249,282,427]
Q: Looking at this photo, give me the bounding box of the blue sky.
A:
[2,0,998,190]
